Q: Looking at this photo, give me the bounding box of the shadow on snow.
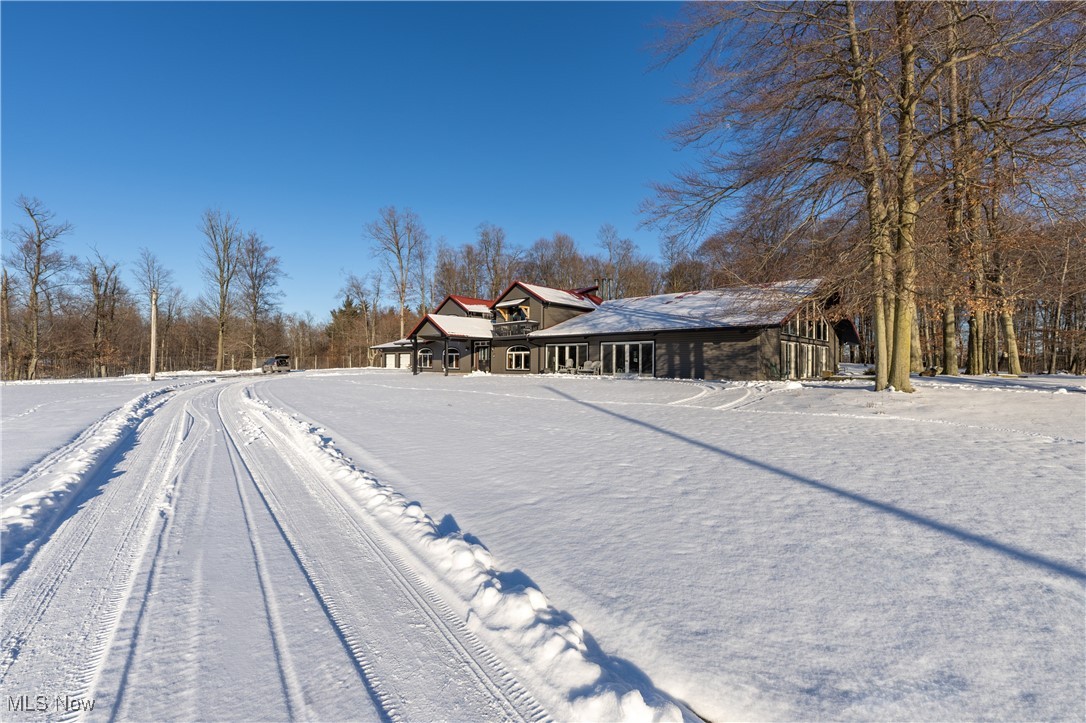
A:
[542,385,1085,584]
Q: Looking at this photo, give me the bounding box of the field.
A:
[2,368,1083,721]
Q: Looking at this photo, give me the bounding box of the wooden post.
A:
[149,288,158,381]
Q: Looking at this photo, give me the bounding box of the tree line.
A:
[1,201,292,380]
[0,197,662,379]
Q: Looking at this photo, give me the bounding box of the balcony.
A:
[492,320,539,337]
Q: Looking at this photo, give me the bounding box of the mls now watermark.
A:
[8,694,96,714]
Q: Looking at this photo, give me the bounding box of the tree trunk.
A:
[999,308,1023,376]
[942,305,958,374]
[1,270,12,381]
[1048,235,1070,374]
[910,303,923,373]
[888,1,918,392]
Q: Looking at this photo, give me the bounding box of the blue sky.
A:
[2,1,695,319]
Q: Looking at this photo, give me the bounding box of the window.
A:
[444,348,460,370]
[785,303,830,342]
[545,344,588,372]
[600,341,654,376]
[418,348,433,369]
[506,345,530,371]
[781,341,826,379]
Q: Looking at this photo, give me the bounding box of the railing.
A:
[492,320,539,337]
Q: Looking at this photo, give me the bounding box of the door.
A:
[601,341,654,376]
[474,342,490,372]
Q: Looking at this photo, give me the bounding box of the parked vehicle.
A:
[261,355,290,373]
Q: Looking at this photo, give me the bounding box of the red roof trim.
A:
[449,294,493,307]
[406,314,434,339]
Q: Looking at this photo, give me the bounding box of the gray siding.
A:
[657,329,767,380]
[541,304,588,329]
[490,341,539,374]
[414,339,471,374]
[433,299,467,317]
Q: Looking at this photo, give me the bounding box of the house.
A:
[406,284,600,375]
[392,279,845,380]
[529,280,841,380]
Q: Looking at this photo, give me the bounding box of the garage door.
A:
[384,353,396,368]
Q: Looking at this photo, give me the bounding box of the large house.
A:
[388,279,850,381]
[406,283,600,375]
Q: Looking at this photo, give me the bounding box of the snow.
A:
[418,314,495,339]
[2,368,1083,720]
[256,369,1085,720]
[517,282,599,310]
[532,279,822,337]
[1,376,180,483]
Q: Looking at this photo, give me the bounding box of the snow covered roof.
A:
[371,338,412,350]
[409,314,494,340]
[530,280,824,338]
[493,281,600,311]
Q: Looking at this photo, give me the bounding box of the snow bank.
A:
[242,389,690,721]
[1,381,208,589]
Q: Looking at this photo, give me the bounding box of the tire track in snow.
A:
[0,388,205,716]
[218,393,401,722]
[226,386,548,722]
[82,398,211,723]
[217,389,329,722]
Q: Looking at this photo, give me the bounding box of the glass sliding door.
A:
[600,341,654,376]
[545,343,587,372]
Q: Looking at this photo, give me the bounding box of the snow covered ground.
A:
[1,368,1083,720]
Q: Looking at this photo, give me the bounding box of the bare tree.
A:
[2,196,75,379]
[366,206,428,339]
[84,251,124,377]
[343,271,385,365]
[133,248,175,379]
[648,1,1086,390]
[521,232,588,289]
[237,231,283,369]
[200,209,241,372]
[476,222,520,298]
[594,224,660,298]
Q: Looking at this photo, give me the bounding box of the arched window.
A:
[444,348,460,369]
[418,348,433,369]
[506,345,530,371]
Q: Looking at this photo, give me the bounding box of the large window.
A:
[444,348,460,370]
[506,345,531,371]
[785,302,829,341]
[545,344,588,372]
[601,341,654,376]
[781,341,828,379]
[418,348,433,369]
